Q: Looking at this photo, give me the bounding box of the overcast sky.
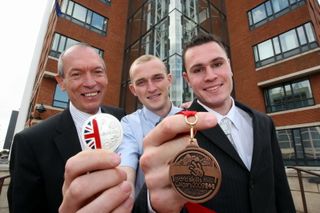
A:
[0,1,48,148]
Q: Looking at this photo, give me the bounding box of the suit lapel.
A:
[189,100,247,169]
[54,109,82,163]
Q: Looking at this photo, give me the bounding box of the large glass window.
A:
[248,0,305,29]
[61,0,108,35]
[253,22,318,67]
[277,126,320,166]
[50,33,104,58]
[264,79,314,113]
[53,85,69,109]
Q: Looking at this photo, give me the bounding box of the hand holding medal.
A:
[169,111,221,203]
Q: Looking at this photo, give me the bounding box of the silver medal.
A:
[82,113,123,152]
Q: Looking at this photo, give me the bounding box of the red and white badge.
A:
[82,114,123,152]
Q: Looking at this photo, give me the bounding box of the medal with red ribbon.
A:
[169,110,222,203]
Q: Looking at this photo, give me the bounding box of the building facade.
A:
[26,0,320,167]
[120,0,229,112]
[28,0,128,125]
[226,0,320,166]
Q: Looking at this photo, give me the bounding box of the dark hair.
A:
[182,34,227,71]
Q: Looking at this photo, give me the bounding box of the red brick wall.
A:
[225,0,320,126]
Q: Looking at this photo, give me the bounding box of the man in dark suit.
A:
[134,34,295,212]
[8,43,133,212]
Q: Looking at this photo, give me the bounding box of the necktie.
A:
[220,117,237,151]
[155,117,163,126]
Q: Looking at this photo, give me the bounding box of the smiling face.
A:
[183,41,233,114]
[55,45,108,114]
[129,57,172,116]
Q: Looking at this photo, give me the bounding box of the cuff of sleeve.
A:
[147,189,157,213]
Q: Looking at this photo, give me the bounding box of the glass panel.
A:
[272,0,289,13]
[273,37,281,54]
[277,130,295,160]
[66,1,74,16]
[141,31,154,55]
[211,6,227,43]
[265,1,273,16]
[58,36,66,52]
[65,38,78,49]
[198,0,210,32]
[61,0,69,13]
[297,26,307,45]
[251,4,267,24]
[293,129,304,159]
[279,29,299,52]
[91,13,105,31]
[301,127,320,160]
[51,34,59,51]
[182,16,198,47]
[292,80,312,99]
[154,18,169,59]
[253,46,259,62]
[53,85,69,108]
[73,4,87,22]
[142,1,155,34]
[289,0,297,5]
[86,10,92,25]
[127,9,142,45]
[305,23,316,43]
[257,40,274,60]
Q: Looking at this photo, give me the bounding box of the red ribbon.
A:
[185,202,217,213]
[178,110,197,117]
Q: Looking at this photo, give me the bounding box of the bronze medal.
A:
[169,111,221,203]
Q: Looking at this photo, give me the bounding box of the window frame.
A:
[264,78,315,113]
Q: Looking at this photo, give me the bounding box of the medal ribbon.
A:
[185,202,217,213]
[178,110,197,117]
[179,111,217,213]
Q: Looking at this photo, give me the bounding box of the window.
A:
[53,85,69,109]
[248,0,305,29]
[100,0,111,5]
[50,33,104,58]
[253,22,318,67]
[61,0,108,35]
[277,126,320,166]
[264,79,314,113]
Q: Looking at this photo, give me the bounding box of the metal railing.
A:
[287,166,320,213]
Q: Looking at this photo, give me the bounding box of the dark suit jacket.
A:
[134,100,295,213]
[8,106,125,213]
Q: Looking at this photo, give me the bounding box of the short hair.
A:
[129,54,168,80]
[182,34,227,71]
[57,43,105,78]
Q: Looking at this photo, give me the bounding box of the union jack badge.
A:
[82,113,123,151]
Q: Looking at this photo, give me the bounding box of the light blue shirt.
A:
[116,104,181,196]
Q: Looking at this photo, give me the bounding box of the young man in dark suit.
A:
[8,43,133,212]
[135,34,295,213]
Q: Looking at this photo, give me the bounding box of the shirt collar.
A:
[197,98,239,130]
[69,102,102,125]
[142,103,180,125]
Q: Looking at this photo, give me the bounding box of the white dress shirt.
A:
[69,102,102,150]
[198,98,253,170]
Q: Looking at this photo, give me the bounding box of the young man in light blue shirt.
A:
[116,55,181,197]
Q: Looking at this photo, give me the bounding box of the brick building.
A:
[25,0,319,167]
[226,0,320,166]
[28,0,128,125]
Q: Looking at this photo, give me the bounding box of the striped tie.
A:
[220,117,237,151]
